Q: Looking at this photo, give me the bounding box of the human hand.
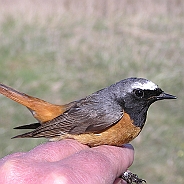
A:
[0,139,134,184]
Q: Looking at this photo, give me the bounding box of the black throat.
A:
[124,105,149,129]
[116,97,149,129]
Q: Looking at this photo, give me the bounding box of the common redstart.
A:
[0,77,176,184]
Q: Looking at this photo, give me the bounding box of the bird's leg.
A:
[120,171,146,184]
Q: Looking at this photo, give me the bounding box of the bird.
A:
[0,77,176,146]
[0,77,176,184]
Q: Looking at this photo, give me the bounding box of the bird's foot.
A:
[120,171,146,184]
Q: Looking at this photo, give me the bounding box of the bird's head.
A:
[113,77,176,128]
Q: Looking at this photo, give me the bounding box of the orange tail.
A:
[0,83,67,123]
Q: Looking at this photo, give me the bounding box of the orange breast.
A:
[62,112,141,147]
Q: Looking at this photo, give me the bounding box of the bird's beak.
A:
[156,92,177,100]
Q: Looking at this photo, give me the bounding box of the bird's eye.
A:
[134,89,144,98]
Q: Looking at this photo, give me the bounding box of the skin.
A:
[0,139,134,184]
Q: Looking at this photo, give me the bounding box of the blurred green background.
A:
[0,0,183,183]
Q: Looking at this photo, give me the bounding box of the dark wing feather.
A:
[14,123,40,129]
[13,92,124,139]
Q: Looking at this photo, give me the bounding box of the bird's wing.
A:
[13,94,124,139]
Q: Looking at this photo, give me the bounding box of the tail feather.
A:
[0,83,77,139]
[0,83,67,122]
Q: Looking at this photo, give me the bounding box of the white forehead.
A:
[131,81,158,90]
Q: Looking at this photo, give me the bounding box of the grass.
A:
[0,1,184,183]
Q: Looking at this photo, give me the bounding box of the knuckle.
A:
[0,157,24,183]
[45,169,70,184]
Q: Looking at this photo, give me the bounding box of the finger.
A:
[0,143,134,184]
[24,139,88,162]
[93,144,134,178]
[0,140,88,184]
[46,144,134,184]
